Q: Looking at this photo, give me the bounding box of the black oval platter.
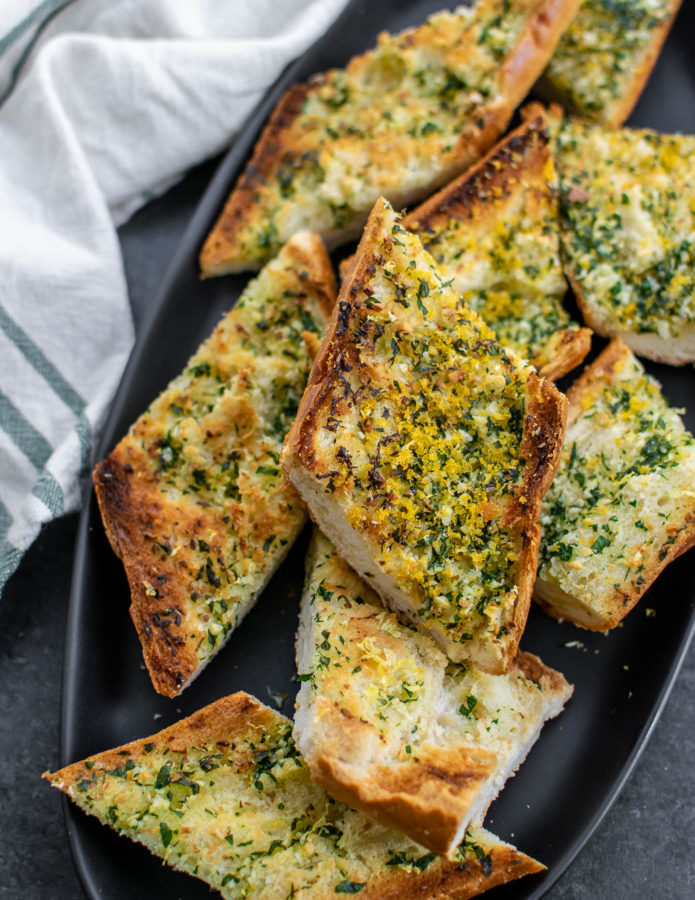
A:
[61,1,695,898]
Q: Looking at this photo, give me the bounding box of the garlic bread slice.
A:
[94,233,335,697]
[536,338,695,630]
[44,692,545,899]
[339,114,591,380]
[200,0,583,275]
[539,0,682,127]
[295,530,572,857]
[553,115,695,364]
[282,198,567,673]
[404,112,591,380]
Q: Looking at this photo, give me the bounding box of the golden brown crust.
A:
[312,743,499,858]
[534,326,593,381]
[281,230,337,320]
[339,114,553,276]
[404,113,590,382]
[199,84,310,277]
[515,649,571,696]
[404,114,551,232]
[95,233,336,697]
[447,0,584,162]
[200,0,583,276]
[284,209,382,475]
[498,0,583,103]
[43,692,270,787]
[495,373,567,669]
[515,374,568,523]
[340,114,591,381]
[503,523,542,670]
[94,454,201,697]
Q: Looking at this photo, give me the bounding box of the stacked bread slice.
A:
[538,0,683,127]
[550,110,695,364]
[49,3,695,896]
[340,113,591,381]
[200,0,582,274]
[282,197,567,673]
[45,693,545,899]
[295,530,572,856]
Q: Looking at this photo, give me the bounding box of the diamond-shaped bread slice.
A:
[552,111,695,364]
[295,530,572,857]
[200,0,583,275]
[536,337,695,630]
[341,112,591,380]
[44,692,545,898]
[282,198,567,673]
[538,0,682,127]
[94,233,335,697]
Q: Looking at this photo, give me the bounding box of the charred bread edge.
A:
[94,232,336,697]
[199,0,583,276]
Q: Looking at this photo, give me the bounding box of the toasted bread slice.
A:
[94,233,336,697]
[44,692,545,899]
[282,199,567,673]
[200,0,583,276]
[538,0,682,127]
[341,113,591,380]
[295,530,573,857]
[536,338,695,630]
[551,113,695,364]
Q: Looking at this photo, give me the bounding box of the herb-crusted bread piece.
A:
[94,233,336,697]
[200,0,583,275]
[405,112,591,380]
[282,199,567,673]
[339,114,591,380]
[536,338,695,630]
[553,114,695,364]
[539,0,682,127]
[44,692,545,899]
[295,530,573,857]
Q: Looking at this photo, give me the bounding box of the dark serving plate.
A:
[61,2,695,898]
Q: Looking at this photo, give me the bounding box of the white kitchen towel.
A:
[0,0,347,593]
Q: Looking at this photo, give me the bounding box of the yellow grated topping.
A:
[319,202,540,649]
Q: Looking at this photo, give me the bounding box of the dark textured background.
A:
[2,155,694,900]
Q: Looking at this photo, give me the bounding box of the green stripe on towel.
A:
[0,303,86,415]
[0,302,92,475]
[0,389,54,469]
